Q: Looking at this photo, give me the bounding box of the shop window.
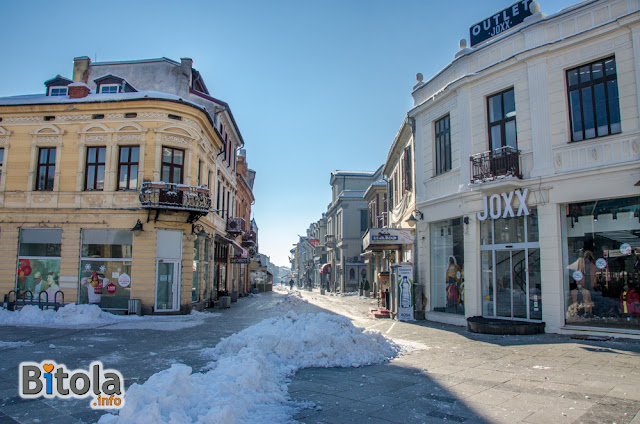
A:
[567,57,621,142]
[17,229,62,302]
[85,146,106,191]
[360,209,368,232]
[487,88,517,151]
[430,218,465,315]
[79,229,132,310]
[564,196,640,330]
[203,239,211,301]
[161,146,184,184]
[435,114,451,175]
[36,147,56,191]
[117,146,139,190]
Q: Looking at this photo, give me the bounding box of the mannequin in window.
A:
[570,248,595,316]
[446,256,460,307]
[620,283,640,317]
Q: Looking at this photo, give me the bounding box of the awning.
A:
[362,228,415,251]
[320,263,331,274]
[230,239,247,258]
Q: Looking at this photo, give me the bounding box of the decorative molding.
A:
[86,135,107,142]
[106,114,122,119]
[5,116,41,123]
[139,112,165,119]
[37,136,59,143]
[118,134,141,142]
[0,137,7,144]
[161,135,188,145]
[58,115,91,121]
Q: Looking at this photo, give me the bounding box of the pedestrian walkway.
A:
[290,289,640,424]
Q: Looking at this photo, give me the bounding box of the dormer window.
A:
[49,87,68,96]
[99,84,120,94]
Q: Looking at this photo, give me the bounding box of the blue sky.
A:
[1,0,578,266]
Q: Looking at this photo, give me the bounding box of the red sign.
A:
[94,281,103,294]
[310,238,319,247]
[106,282,117,294]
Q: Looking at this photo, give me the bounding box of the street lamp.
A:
[405,210,424,227]
[130,219,144,236]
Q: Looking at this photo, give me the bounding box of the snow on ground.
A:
[99,311,402,424]
[267,291,308,311]
[0,341,33,349]
[0,304,209,331]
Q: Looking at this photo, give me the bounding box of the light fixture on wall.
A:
[192,223,208,238]
[405,210,424,227]
[130,219,144,237]
[593,213,599,222]
[612,212,618,220]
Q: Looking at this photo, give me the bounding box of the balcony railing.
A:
[242,230,258,246]
[470,146,521,183]
[139,182,211,223]
[227,217,246,235]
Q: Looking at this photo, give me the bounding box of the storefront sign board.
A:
[477,188,530,221]
[397,264,414,321]
[469,0,534,47]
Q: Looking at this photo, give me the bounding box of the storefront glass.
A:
[79,229,132,309]
[203,239,211,301]
[192,238,201,302]
[564,196,640,330]
[17,229,62,302]
[430,218,464,315]
[481,209,540,320]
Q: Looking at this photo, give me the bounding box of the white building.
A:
[411,0,640,337]
[326,169,382,292]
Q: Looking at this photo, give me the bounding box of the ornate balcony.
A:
[470,146,521,184]
[139,182,211,223]
[227,217,246,235]
[242,230,257,246]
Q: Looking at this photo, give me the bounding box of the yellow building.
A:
[0,69,226,314]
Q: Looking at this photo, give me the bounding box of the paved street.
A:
[1,289,639,424]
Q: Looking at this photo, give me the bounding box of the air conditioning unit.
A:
[226,217,245,234]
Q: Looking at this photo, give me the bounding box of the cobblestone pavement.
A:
[0,289,638,424]
[290,289,640,424]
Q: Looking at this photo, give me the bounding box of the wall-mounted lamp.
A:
[593,213,599,222]
[612,212,618,220]
[463,216,470,225]
[130,219,144,237]
[192,223,209,238]
[405,210,424,227]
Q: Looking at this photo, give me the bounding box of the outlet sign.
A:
[470,0,535,47]
[477,188,530,221]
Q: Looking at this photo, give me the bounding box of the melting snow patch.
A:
[0,341,33,349]
[532,365,551,370]
[0,304,130,327]
[268,291,309,311]
[100,311,401,424]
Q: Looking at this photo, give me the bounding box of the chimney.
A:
[68,82,91,98]
[73,56,91,83]
[180,57,193,90]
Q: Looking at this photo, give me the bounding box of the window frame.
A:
[99,84,120,94]
[160,146,184,184]
[36,147,56,191]
[487,87,517,151]
[117,145,140,190]
[84,146,107,191]
[434,114,451,175]
[566,56,621,142]
[48,86,68,96]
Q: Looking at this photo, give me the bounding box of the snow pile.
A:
[269,291,308,311]
[100,311,401,424]
[0,304,130,327]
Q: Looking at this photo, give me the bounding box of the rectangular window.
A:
[17,228,62,301]
[0,148,4,182]
[193,238,201,302]
[36,147,56,191]
[567,57,621,142]
[99,85,119,94]
[161,146,184,184]
[49,87,68,96]
[222,186,226,218]
[197,160,202,186]
[487,88,517,151]
[435,115,451,175]
[430,218,465,315]
[403,146,412,191]
[217,181,221,215]
[85,146,106,190]
[117,146,139,190]
[80,229,132,309]
[360,209,368,232]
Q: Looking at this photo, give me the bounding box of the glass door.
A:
[155,259,180,311]
[495,249,528,319]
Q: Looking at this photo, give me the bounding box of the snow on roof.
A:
[331,170,376,177]
[68,82,91,88]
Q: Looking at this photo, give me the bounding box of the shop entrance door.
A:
[495,249,528,319]
[155,260,180,311]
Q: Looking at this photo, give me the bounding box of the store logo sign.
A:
[477,189,529,221]
[469,0,534,47]
[19,361,125,409]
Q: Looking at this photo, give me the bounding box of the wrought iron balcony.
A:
[470,146,521,183]
[227,217,246,235]
[242,230,258,246]
[139,182,211,223]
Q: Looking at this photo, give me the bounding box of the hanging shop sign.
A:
[231,258,251,264]
[477,188,530,221]
[363,228,415,251]
[469,0,535,47]
[397,265,414,321]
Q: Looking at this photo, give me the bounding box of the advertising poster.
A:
[397,264,414,321]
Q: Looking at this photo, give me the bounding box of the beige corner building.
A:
[0,56,251,314]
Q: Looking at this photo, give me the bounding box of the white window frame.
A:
[99,84,120,94]
[49,86,68,96]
